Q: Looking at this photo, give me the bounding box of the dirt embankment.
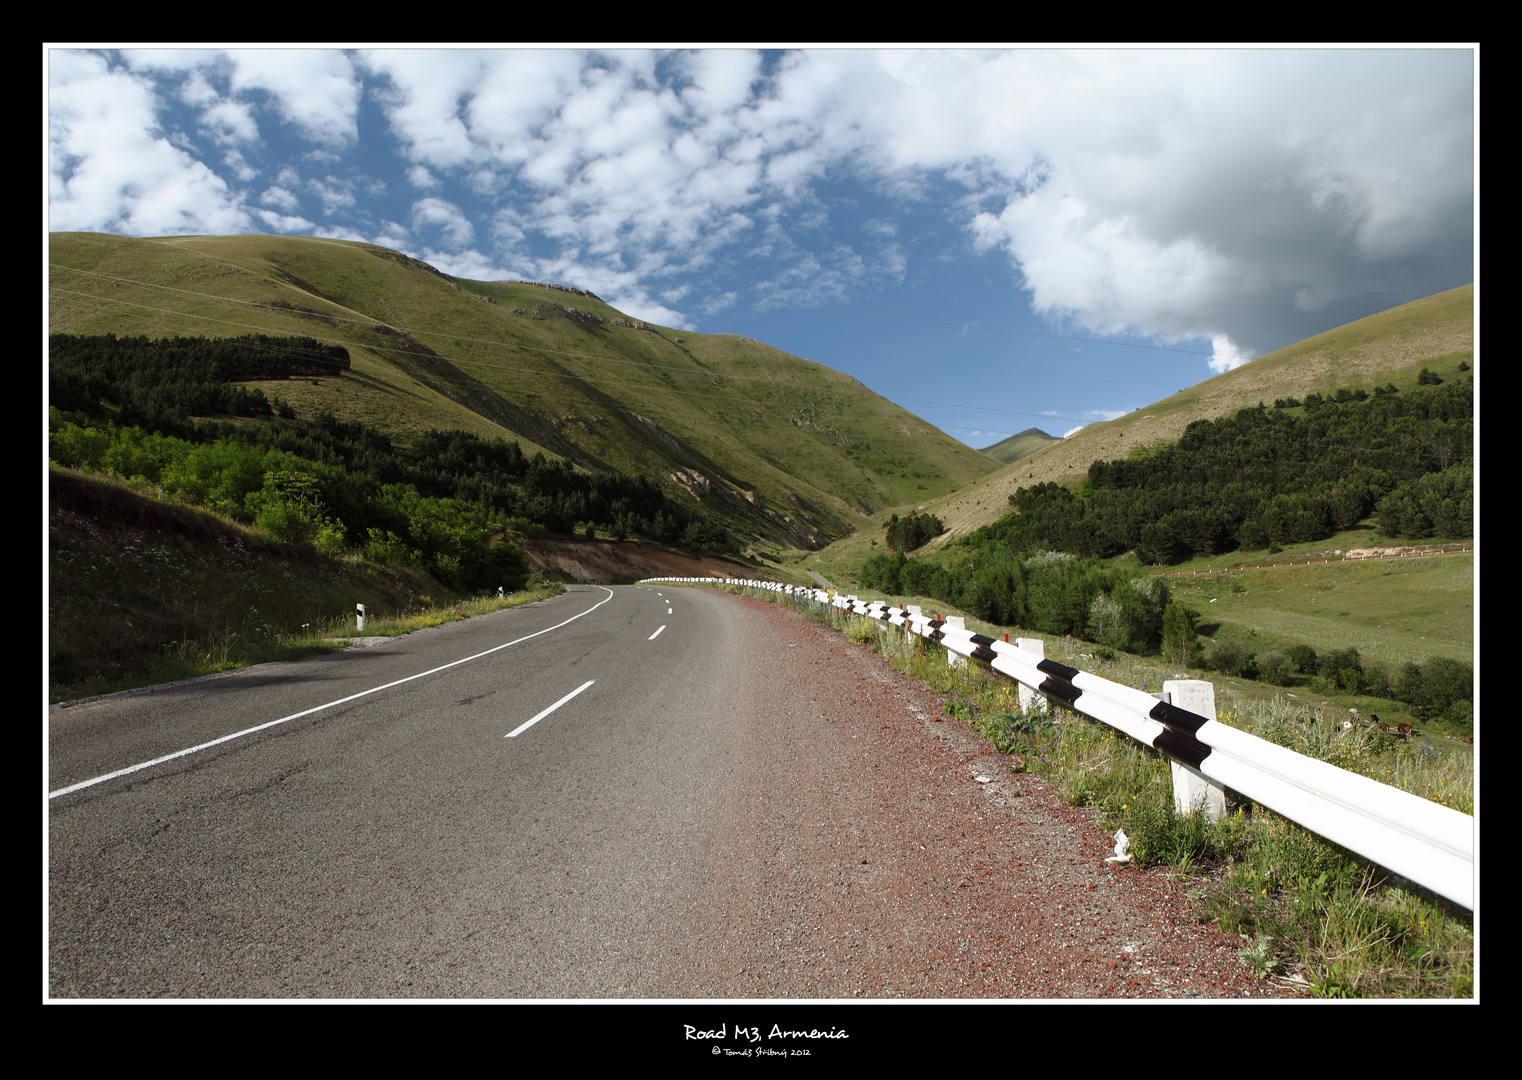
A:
[518,535,775,584]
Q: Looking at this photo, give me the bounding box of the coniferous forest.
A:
[857,379,1474,723]
[982,381,1471,565]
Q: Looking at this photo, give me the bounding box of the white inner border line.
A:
[505,680,595,738]
[50,587,616,799]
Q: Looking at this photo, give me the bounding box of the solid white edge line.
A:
[50,586,617,798]
[506,679,595,738]
[648,625,666,640]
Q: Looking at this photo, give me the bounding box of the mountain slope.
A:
[923,285,1474,546]
[47,232,997,548]
[981,427,1062,465]
[791,284,1474,580]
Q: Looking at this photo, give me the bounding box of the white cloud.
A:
[417,247,507,282]
[201,99,259,145]
[48,48,1473,361]
[225,50,360,147]
[307,175,356,215]
[360,51,490,169]
[254,208,315,232]
[1207,335,1252,375]
[412,197,474,248]
[48,51,251,235]
[223,149,258,182]
[311,224,371,243]
[260,185,301,211]
[371,224,412,250]
[934,49,1472,358]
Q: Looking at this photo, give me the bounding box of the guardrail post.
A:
[1162,679,1226,821]
[942,616,966,666]
[1015,638,1047,713]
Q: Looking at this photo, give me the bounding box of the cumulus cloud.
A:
[412,197,474,248]
[416,247,508,282]
[222,149,257,182]
[307,175,357,215]
[1208,335,1252,375]
[49,47,1472,366]
[254,208,315,232]
[260,185,301,212]
[224,50,360,147]
[940,50,1473,358]
[311,224,371,243]
[201,99,258,144]
[48,51,251,235]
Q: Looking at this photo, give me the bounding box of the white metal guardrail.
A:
[643,576,1475,909]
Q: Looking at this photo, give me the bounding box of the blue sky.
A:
[47,47,1476,448]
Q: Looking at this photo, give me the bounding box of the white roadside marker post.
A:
[1162,679,1226,821]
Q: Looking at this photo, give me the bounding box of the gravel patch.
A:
[680,591,1302,999]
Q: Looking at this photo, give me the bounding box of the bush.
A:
[1126,799,1220,869]
[1209,640,1257,679]
[1319,647,1365,692]
[1258,653,1296,687]
[1161,601,1200,667]
[1399,655,1474,724]
[1284,644,1319,675]
[884,511,945,552]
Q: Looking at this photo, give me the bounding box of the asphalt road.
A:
[47,584,754,998]
[48,583,1295,1002]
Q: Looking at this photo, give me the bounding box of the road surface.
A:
[47,584,1292,999]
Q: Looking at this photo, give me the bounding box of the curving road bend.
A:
[47,585,1295,999]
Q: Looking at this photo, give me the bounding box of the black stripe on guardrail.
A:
[1155,729,1211,769]
[1038,677,1081,708]
[968,635,995,662]
[1149,701,1210,736]
[1036,658,1081,681]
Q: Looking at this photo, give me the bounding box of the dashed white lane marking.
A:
[649,625,666,640]
[50,587,617,798]
[506,679,596,738]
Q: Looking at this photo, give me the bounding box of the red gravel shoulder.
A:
[681,590,1303,999]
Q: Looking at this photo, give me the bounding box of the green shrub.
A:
[1284,644,1318,674]
[1161,601,1200,667]
[1209,640,1257,678]
[1258,653,1295,686]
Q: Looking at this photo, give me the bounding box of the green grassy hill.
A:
[794,285,1474,583]
[980,427,1061,465]
[48,232,996,550]
[903,285,1471,549]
